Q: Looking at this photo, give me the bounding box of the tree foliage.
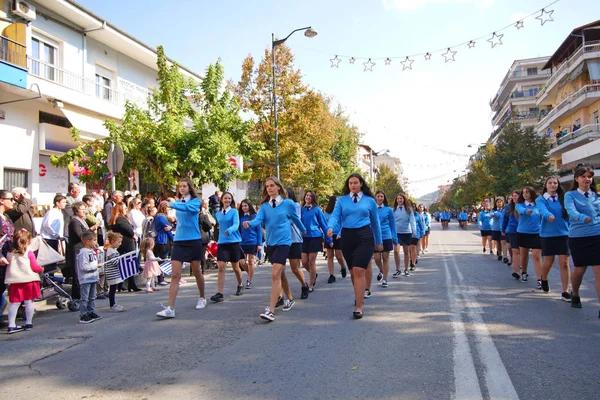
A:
[374,164,404,202]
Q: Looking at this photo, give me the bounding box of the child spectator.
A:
[141,237,162,292]
[77,231,103,324]
[103,232,125,312]
[5,230,42,333]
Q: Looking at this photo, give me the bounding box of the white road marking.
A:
[444,242,520,400]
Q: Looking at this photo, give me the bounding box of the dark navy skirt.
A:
[341,226,375,269]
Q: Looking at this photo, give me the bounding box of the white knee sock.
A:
[146,278,152,291]
[24,300,35,325]
[8,303,19,328]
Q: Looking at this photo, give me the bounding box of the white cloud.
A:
[382,0,495,11]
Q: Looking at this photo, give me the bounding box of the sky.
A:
[77,0,600,196]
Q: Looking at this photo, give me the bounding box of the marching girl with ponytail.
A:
[478,201,493,254]
[516,187,543,287]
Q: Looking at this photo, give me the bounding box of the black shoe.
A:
[497,255,503,261]
[571,295,582,308]
[541,280,550,293]
[409,263,415,271]
[210,292,224,303]
[24,324,33,331]
[503,257,509,263]
[376,272,383,281]
[235,285,243,296]
[489,250,493,254]
[300,284,309,300]
[341,268,347,278]
[537,280,542,290]
[314,273,318,286]
[88,312,102,322]
[7,326,25,334]
[512,272,520,280]
[352,311,363,319]
[79,314,93,324]
[483,248,486,253]
[327,274,336,284]
[275,296,284,308]
[507,262,512,266]
[561,292,571,302]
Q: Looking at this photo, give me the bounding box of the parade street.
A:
[1,223,599,400]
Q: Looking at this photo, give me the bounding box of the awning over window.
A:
[588,60,600,81]
[59,107,111,139]
[566,61,587,83]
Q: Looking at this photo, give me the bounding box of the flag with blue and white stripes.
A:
[118,251,139,280]
[159,259,172,275]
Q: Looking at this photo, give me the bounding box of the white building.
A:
[0,0,203,204]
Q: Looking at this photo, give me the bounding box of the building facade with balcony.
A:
[536,20,600,184]
[489,56,551,143]
[0,0,202,203]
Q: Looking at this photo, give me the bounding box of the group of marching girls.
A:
[155,173,431,322]
[477,166,600,318]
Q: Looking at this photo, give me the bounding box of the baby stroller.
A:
[15,237,78,319]
[205,241,218,270]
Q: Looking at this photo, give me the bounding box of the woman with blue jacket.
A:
[563,166,600,312]
[286,188,310,300]
[491,197,506,262]
[457,209,468,229]
[516,187,542,286]
[418,204,430,254]
[324,196,347,282]
[372,191,398,288]
[503,192,521,279]
[478,201,493,254]
[535,177,571,299]
[301,190,331,290]
[410,203,425,271]
[239,199,262,290]
[392,193,416,277]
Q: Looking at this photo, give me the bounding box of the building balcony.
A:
[558,164,600,183]
[490,70,551,109]
[537,84,600,132]
[549,124,600,156]
[0,36,27,89]
[536,41,600,106]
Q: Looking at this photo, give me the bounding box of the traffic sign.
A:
[107,144,124,174]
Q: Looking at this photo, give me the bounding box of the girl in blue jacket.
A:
[535,177,571,299]
[563,166,600,311]
[491,197,507,262]
[503,191,521,279]
[324,195,348,282]
[392,193,416,277]
[286,188,310,300]
[410,203,425,271]
[516,187,542,286]
[478,201,493,254]
[419,205,431,253]
[301,190,331,290]
[372,191,398,288]
[239,199,262,290]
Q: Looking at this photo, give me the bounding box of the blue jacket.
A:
[154,214,174,245]
[415,211,425,239]
[564,190,600,238]
[516,203,541,234]
[215,207,242,244]
[535,194,569,238]
[301,205,332,244]
[490,210,503,231]
[327,194,382,245]
[478,211,492,230]
[441,211,451,220]
[377,205,398,244]
[422,212,431,230]
[290,203,303,244]
[457,212,468,221]
[170,198,201,242]
[502,206,519,234]
[394,207,416,235]
[240,214,262,246]
[247,199,306,246]
[323,211,340,236]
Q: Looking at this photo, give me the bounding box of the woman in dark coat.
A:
[109,202,141,291]
[67,201,91,300]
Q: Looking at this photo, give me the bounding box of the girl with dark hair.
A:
[535,176,571,299]
[478,201,493,254]
[0,189,15,327]
[419,205,430,253]
[239,199,261,289]
[516,186,542,287]
[324,195,347,280]
[373,190,397,288]
[285,188,310,300]
[410,199,425,271]
[212,192,244,302]
[503,191,522,279]
[327,173,382,319]
[243,177,306,322]
[109,202,141,293]
[156,178,206,318]
[301,190,331,289]
[563,166,600,313]
[392,193,416,277]
[491,197,506,262]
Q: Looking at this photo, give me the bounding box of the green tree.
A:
[374,164,403,202]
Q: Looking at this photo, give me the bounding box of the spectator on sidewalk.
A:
[6,187,36,237]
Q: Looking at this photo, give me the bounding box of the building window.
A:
[31,37,58,81]
[527,67,538,76]
[528,88,538,97]
[39,111,72,128]
[4,169,28,190]
[95,74,111,100]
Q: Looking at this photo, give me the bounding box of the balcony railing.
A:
[558,163,600,177]
[537,41,600,101]
[28,57,129,106]
[538,84,600,129]
[550,124,600,149]
[491,70,551,106]
[0,35,27,69]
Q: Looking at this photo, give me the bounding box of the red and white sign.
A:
[228,157,237,167]
[39,164,47,177]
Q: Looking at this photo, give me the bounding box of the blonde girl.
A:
[103,231,125,312]
[141,237,162,292]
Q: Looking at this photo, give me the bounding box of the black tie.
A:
[551,196,556,202]
[272,199,277,208]
[585,192,590,198]
[378,206,383,209]
[223,210,226,215]
[353,194,358,203]
[181,199,186,203]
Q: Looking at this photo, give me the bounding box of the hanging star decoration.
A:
[330,55,341,68]
[400,56,414,70]
[468,40,476,49]
[349,57,356,64]
[536,8,554,25]
[385,58,391,65]
[424,52,432,60]
[363,58,375,72]
[487,32,504,48]
[515,20,524,29]
[442,48,457,63]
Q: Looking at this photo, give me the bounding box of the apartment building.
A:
[489,56,551,143]
[536,19,600,185]
[0,0,202,204]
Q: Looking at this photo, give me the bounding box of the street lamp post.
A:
[272,26,317,180]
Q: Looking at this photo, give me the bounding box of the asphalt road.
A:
[1,222,599,400]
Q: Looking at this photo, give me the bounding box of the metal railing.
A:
[491,70,551,106]
[559,163,600,177]
[28,57,129,106]
[0,35,27,69]
[538,84,600,129]
[537,41,600,101]
[550,124,600,149]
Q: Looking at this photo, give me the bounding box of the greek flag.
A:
[159,259,172,275]
[118,251,139,280]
